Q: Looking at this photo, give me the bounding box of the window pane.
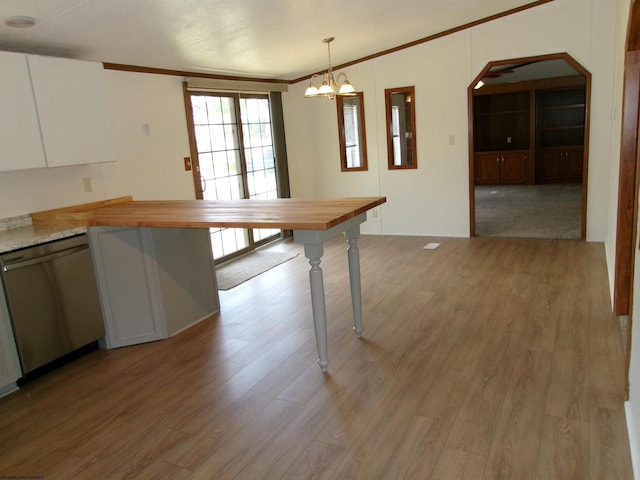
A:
[221,97,235,124]
[211,151,228,177]
[227,150,241,175]
[209,125,226,152]
[195,125,212,152]
[244,98,260,122]
[198,152,214,179]
[210,230,223,258]
[264,147,275,169]
[225,125,239,150]
[191,96,208,125]
[206,96,223,124]
[258,100,271,123]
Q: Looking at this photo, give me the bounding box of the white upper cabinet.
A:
[0,51,47,171]
[27,55,113,168]
[0,52,113,172]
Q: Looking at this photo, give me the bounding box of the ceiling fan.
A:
[483,61,536,78]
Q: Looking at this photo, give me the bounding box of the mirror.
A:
[336,92,368,171]
[385,86,417,169]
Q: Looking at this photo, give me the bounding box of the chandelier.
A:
[304,37,356,99]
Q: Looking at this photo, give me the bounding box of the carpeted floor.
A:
[475,184,582,240]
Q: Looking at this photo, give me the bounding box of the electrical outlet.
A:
[183,157,192,171]
[82,177,92,192]
[371,208,378,218]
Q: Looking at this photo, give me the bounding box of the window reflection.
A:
[337,92,368,171]
[385,86,417,169]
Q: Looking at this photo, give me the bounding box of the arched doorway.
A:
[468,53,591,240]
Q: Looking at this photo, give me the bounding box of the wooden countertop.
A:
[31,197,387,231]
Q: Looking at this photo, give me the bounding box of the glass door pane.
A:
[240,97,279,241]
[189,93,280,260]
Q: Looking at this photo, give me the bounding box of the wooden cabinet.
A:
[473,84,586,185]
[536,88,585,148]
[0,52,113,172]
[473,91,531,152]
[474,150,531,185]
[473,91,533,184]
[89,227,220,349]
[535,88,585,183]
[537,147,584,183]
[0,52,47,171]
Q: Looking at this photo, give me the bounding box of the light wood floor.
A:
[0,235,633,479]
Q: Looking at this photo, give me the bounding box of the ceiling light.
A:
[5,16,36,28]
[305,37,356,100]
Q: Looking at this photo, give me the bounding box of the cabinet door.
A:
[474,153,501,185]
[501,152,529,185]
[0,280,22,396]
[537,150,563,183]
[563,148,584,182]
[27,55,112,168]
[0,52,47,171]
[89,227,167,348]
[148,228,220,336]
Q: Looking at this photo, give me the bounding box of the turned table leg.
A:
[345,225,363,338]
[294,213,367,372]
[303,243,328,372]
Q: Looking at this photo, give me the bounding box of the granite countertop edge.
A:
[0,215,88,254]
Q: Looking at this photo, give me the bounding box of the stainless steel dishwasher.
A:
[0,234,105,379]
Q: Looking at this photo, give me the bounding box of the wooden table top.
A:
[31,197,387,231]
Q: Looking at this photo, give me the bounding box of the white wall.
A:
[0,71,195,219]
[282,0,622,241]
[607,0,633,305]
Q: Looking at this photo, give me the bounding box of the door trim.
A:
[467,52,591,240]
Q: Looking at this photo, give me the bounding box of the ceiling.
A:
[481,58,581,85]
[0,0,549,82]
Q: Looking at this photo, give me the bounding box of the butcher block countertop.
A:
[30,196,387,231]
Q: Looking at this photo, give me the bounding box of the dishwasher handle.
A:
[1,244,90,272]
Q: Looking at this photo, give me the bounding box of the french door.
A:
[188,92,280,261]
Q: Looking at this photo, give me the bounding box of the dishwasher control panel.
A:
[0,234,90,272]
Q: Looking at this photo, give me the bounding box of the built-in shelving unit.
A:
[472,81,586,185]
[473,91,533,185]
[474,91,531,152]
[536,88,585,183]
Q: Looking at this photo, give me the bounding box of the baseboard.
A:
[169,311,218,338]
[625,401,639,479]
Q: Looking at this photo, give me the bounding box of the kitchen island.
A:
[32,196,386,371]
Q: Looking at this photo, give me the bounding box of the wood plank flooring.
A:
[0,235,633,479]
